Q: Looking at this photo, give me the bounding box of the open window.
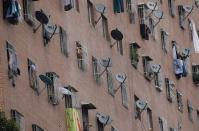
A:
[81,102,96,131]
[130,43,140,69]
[187,100,194,122]
[32,124,44,131]
[87,0,95,27]
[23,0,39,26]
[46,72,60,105]
[11,110,25,131]
[160,29,169,53]
[113,0,124,13]
[168,0,175,17]
[176,90,183,112]
[6,41,20,87]
[165,78,175,103]
[92,57,101,84]
[76,41,88,71]
[28,58,39,95]
[142,56,154,81]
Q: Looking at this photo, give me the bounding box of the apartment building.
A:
[0,0,199,131]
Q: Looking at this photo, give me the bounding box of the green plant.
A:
[0,112,19,131]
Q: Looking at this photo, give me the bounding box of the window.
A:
[197,110,199,124]
[97,119,104,131]
[187,100,194,122]
[121,84,128,108]
[168,0,175,17]
[102,15,110,41]
[82,108,89,131]
[147,108,153,131]
[106,71,115,96]
[165,78,175,102]
[129,43,140,69]
[154,70,163,92]
[117,40,123,55]
[170,127,177,131]
[87,0,95,26]
[113,0,124,13]
[92,57,101,84]
[74,0,80,12]
[126,0,135,24]
[188,19,193,41]
[138,4,150,40]
[32,124,44,131]
[23,0,36,26]
[11,110,25,131]
[76,42,88,71]
[158,117,164,131]
[176,90,183,112]
[59,26,69,57]
[64,86,77,108]
[46,72,59,105]
[134,95,141,120]
[178,5,186,29]
[142,56,154,81]
[160,29,169,53]
[149,17,155,39]
[6,41,20,87]
[28,59,39,95]
[192,65,199,85]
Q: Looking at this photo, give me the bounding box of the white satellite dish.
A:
[183,5,193,13]
[136,100,148,110]
[115,73,126,83]
[151,64,161,73]
[182,48,191,57]
[147,2,158,10]
[95,4,106,14]
[58,87,73,96]
[100,58,112,67]
[96,113,113,125]
[154,9,164,19]
[44,23,59,34]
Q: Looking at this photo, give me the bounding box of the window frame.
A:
[87,0,95,27]
[142,56,154,81]
[76,41,88,71]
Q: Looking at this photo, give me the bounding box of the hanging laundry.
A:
[113,0,124,13]
[172,44,183,79]
[4,0,22,24]
[191,20,199,53]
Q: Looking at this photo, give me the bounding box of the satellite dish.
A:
[116,73,126,83]
[183,5,193,13]
[35,10,49,24]
[58,87,73,95]
[100,58,112,67]
[95,4,106,14]
[182,48,191,57]
[151,64,161,73]
[154,9,164,19]
[39,74,53,85]
[111,29,123,41]
[96,113,113,125]
[147,2,158,10]
[136,100,148,110]
[44,23,59,34]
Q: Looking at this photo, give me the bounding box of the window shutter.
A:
[155,72,163,91]
[59,26,69,57]
[130,45,138,68]
[28,59,39,94]
[165,78,175,102]
[113,0,124,13]
[187,100,194,122]
[117,40,123,55]
[23,0,35,26]
[192,65,199,85]
[121,84,128,108]
[76,42,87,71]
[143,56,154,81]
[176,90,183,112]
[106,71,115,96]
[87,0,95,26]
[160,29,169,53]
[178,5,185,29]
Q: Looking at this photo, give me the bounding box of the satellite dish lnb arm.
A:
[99,58,111,77]
[183,6,194,21]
